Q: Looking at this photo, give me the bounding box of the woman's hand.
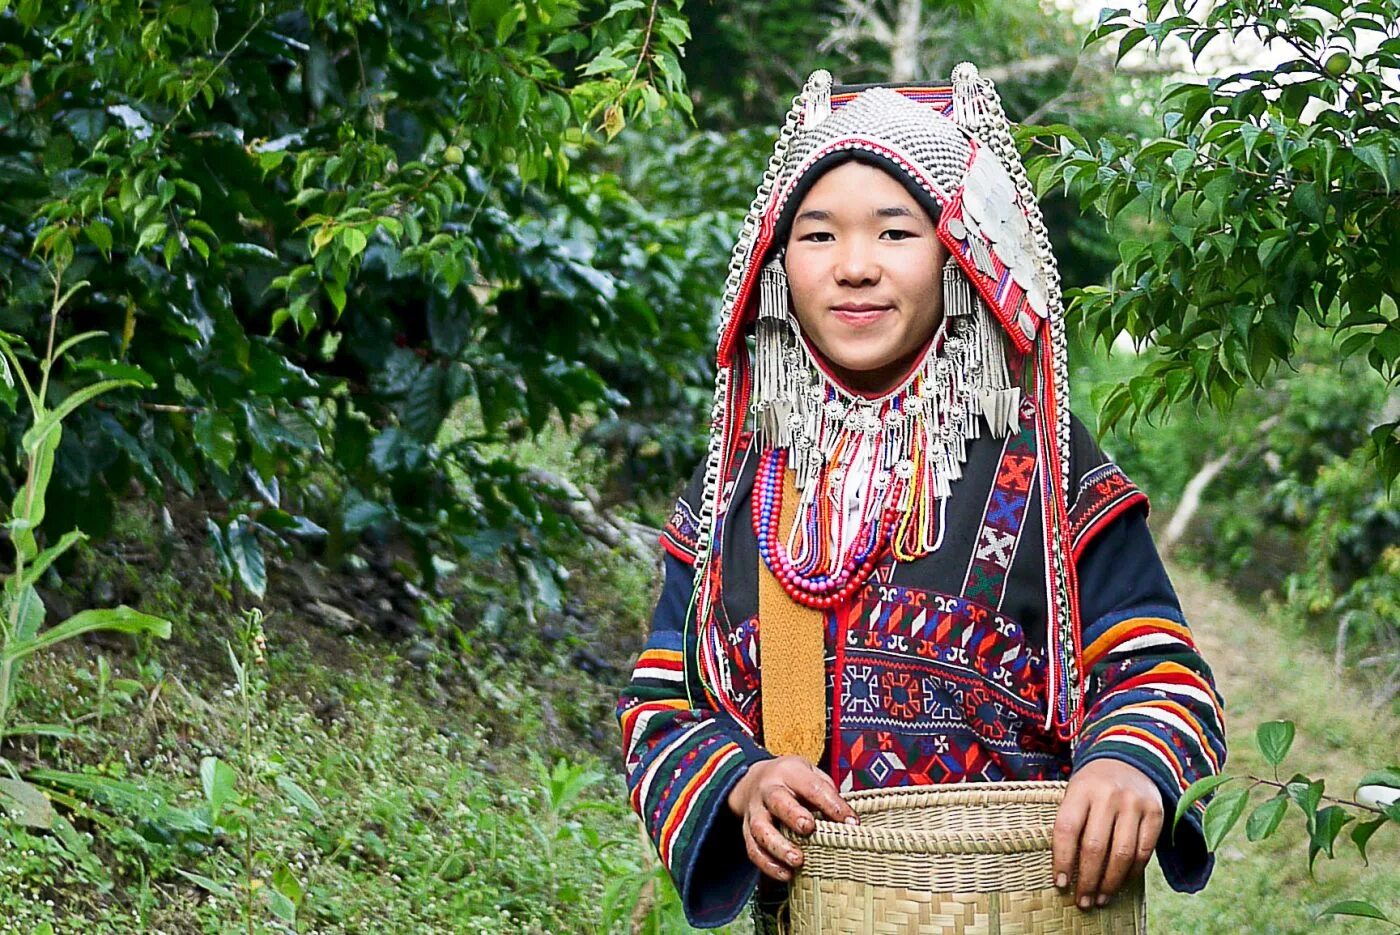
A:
[1053,759,1164,909]
[726,755,857,882]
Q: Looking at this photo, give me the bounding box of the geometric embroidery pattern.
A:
[1068,462,1149,560]
[961,397,1038,610]
[828,580,1068,794]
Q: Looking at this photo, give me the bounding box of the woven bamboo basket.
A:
[780,781,1146,935]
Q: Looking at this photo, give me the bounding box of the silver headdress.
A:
[692,66,1085,739]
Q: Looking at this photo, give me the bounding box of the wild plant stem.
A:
[0,268,63,750]
[240,636,255,935]
[1245,774,1391,816]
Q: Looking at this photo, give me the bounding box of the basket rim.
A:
[794,781,1070,855]
[840,780,1068,813]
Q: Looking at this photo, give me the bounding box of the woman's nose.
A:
[834,243,880,287]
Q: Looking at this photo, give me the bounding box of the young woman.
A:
[617,68,1226,931]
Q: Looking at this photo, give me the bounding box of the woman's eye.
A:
[800,231,834,242]
[882,229,917,241]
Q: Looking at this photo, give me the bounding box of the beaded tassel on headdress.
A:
[754,256,799,448]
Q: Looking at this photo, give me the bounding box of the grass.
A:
[2,620,661,933]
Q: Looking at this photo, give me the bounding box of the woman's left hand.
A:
[1052,759,1163,910]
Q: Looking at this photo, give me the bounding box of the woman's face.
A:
[784,160,946,394]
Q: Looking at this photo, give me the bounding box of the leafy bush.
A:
[0,0,699,594]
[1030,0,1400,486]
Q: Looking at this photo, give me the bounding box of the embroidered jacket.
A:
[617,412,1227,928]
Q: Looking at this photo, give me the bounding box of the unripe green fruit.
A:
[1324,51,1350,77]
[443,145,465,166]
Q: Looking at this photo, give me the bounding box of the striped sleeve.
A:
[616,552,772,928]
[1070,508,1228,893]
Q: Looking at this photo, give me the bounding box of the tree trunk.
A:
[890,0,922,82]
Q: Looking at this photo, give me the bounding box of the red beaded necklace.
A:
[752,447,898,609]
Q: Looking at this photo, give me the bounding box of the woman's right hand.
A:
[726,755,858,882]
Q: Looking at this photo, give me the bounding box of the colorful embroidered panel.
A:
[831,85,955,115]
[960,398,1038,609]
[661,497,700,564]
[827,581,1069,793]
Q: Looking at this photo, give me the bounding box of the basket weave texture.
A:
[782,782,1146,935]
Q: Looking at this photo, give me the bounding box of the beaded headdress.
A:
[692,65,1086,740]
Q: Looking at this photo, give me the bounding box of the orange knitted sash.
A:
[757,467,828,764]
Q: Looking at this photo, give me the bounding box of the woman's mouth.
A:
[830,304,894,327]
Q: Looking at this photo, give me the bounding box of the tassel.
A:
[755,256,796,446]
[943,263,975,318]
[951,62,988,134]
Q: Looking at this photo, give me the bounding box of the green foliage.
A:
[1033,0,1400,486]
[0,0,698,594]
[168,608,313,930]
[0,620,699,932]
[1180,719,1399,928]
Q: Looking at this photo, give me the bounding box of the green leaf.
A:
[1291,181,1326,223]
[136,221,168,252]
[264,885,297,922]
[1315,899,1391,922]
[11,422,60,560]
[193,411,237,472]
[2,606,171,664]
[68,358,156,387]
[0,778,54,829]
[200,756,237,821]
[580,55,628,77]
[1354,138,1394,193]
[325,279,347,315]
[174,868,235,899]
[1308,805,1354,869]
[1116,27,1149,65]
[1174,773,1235,830]
[5,723,80,740]
[1245,794,1288,842]
[22,379,144,455]
[1202,785,1251,851]
[1286,774,1324,819]
[8,585,47,646]
[83,221,113,255]
[271,863,304,909]
[225,518,267,598]
[1256,720,1295,766]
[1356,767,1400,790]
[48,329,105,367]
[340,227,368,258]
[1350,817,1386,865]
[9,529,85,594]
[275,775,323,818]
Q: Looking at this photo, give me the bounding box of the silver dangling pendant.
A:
[943,263,975,318]
[755,254,797,446]
[802,69,833,129]
[969,304,1020,438]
